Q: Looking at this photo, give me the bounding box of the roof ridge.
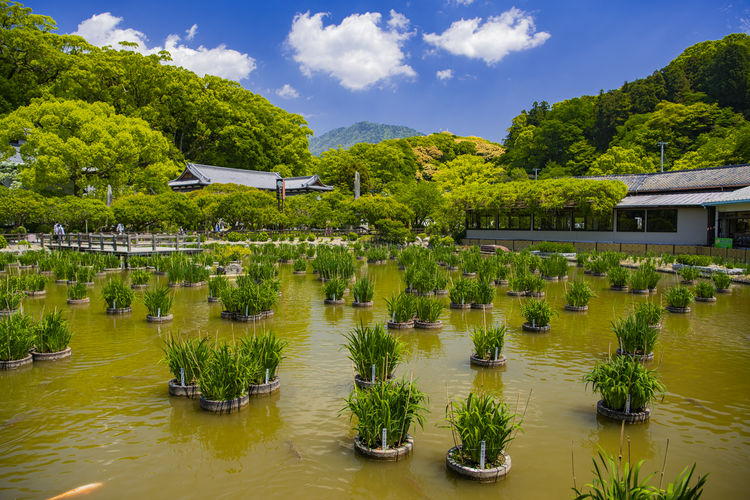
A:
[187,162,281,177]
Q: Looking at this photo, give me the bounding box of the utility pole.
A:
[657,142,668,172]
[533,168,541,180]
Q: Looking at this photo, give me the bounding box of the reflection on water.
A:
[0,264,749,498]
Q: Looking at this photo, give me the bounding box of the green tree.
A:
[392,181,443,227]
[587,146,656,175]
[433,155,504,192]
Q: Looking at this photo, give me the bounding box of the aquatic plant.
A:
[612,315,658,355]
[694,281,716,299]
[415,296,444,322]
[342,322,404,382]
[566,280,594,307]
[67,282,88,300]
[679,266,700,282]
[352,276,375,303]
[449,278,475,305]
[130,269,151,286]
[634,302,662,326]
[323,277,347,301]
[239,330,287,383]
[293,258,307,272]
[584,356,664,412]
[521,298,556,327]
[0,313,35,361]
[208,275,229,298]
[143,286,174,317]
[385,292,416,323]
[665,286,694,308]
[101,278,134,309]
[24,274,47,292]
[471,324,506,361]
[711,272,732,290]
[199,342,258,400]
[608,266,630,287]
[34,310,72,353]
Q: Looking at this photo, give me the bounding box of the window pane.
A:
[646,209,677,232]
[617,210,645,232]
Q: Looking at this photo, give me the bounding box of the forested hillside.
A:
[309,121,423,156]
[499,33,750,178]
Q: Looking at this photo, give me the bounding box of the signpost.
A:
[715,237,733,249]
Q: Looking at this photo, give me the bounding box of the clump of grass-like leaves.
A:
[238,330,287,384]
[0,312,35,361]
[293,258,307,272]
[208,275,229,298]
[385,292,416,322]
[608,266,630,287]
[352,276,375,303]
[679,266,700,282]
[143,285,174,317]
[584,355,664,412]
[199,342,259,401]
[343,322,404,382]
[24,274,47,292]
[34,310,72,353]
[694,281,716,299]
[711,272,731,290]
[449,278,475,305]
[665,286,694,308]
[162,333,210,384]
[323,277,347,301]
[566,280,594,307]
[130,269,151,286]
[521,298,556,327]
[612,315,658,356]
[415,296,444,322]
[445,392,520,468]
[634,302,662,326]
[67,282,88,300]
[473,279,495,304]
[471,324,506,360]
[102,278,134,309]
[343,378,428,449]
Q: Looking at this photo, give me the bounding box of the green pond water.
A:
[1,263,749,499]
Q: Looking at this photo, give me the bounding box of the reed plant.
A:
[473,279,496,304]
[67,282,88,300]
[385,292,416,322]
[0,312,35,361]
[694,281,716,299]
[612,315,658,355]
[199,342,258,401]
[130,269,151,286]
[540,254,569,278]
[323,277,347,301]
[343,379,428,449]
[634,302,662,326]
[34,310,72,353]
[524,274,546,294]
[584,356,664,412]
[449,278,475,305]
[629,269,650,290]
[0,288,24,311]
[143,286,174,317]
[75,267,95,283]
[566,280,594,307]
[343,322,404,382]
[665,286,694,308]
[460,251,482,274]
[352,276,375,303]
[508,272,529,293]
[239,330,287,383]
[586,256,610,275]
[415,296,444,322]
[446,392,520,468]
[183,263,210,284]
[521,298,556,327]
[679,266,700,282]
[711,272,732,290]
[208,275,229,299]
[471,324,506,360]
[24,274,47,292]
[101,278,134,309]
[608,266,630,287]
[293,258,307,272]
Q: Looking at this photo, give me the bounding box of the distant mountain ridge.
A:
[309,121,424,156]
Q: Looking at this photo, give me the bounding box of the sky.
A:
[24,0,750,143]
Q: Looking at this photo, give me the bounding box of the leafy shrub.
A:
[584,356,664,411]
[694,281,716,299]
[352,276,375,303]
[471,324,506,360]
[343,322,403,382]
[343,379,428,449]
[0,236,7,249]
[679,266,700,282]
[102,278,134,308]
[665,286,694,308]
[711,272,732,289]
[521,298,556,327]
[608,266,629,287]
[675,254,712,267]
[566,280,594,307]
[446,393,519,468]
[67,282,88,300]
[449,278,475,305]
[385,292,416,322]
[130,269,151,286]
[323,277,347,301]
[530,241,575,253]
[34,310,72,353]
[347,232,358,241]
[0,313,35,361]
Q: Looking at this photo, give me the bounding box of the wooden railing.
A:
[43,233,202,253]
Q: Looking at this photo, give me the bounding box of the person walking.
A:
[116,223,124,235]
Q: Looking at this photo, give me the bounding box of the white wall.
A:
[467,207,709,245]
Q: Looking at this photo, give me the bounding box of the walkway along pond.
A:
[0,258,748,498]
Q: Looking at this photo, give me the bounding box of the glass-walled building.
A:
[465,164,750,248]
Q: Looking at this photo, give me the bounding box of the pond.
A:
[1,262,748,498]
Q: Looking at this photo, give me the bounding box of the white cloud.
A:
[436,69,453,80]
[453,0,475,5]
[72,13,256,81]
[741,17,750,34]
[423,8,550,65]
[276,84,299,99]
[286,10,416,91]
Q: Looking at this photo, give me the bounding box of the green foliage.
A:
[584,356,664,411]
[694,281,716,299]
[238,330,287,383]
[101,278,134,308]
[343,379,428,449]
[473,279,496,305]
[385,292,416,323]
[529,241,576,253]
[0,312,35,361]
[130,269,151,286]
[67,281,87,300]
[415,296,443,322]
[608,266,630,287]
[352,276,374,303]
[0,235,6,249]
[612,315,659,355]
[446,393,520,468]
[566,280,594,307]
[208,275,229,298]
[471,324,506,360]
[162,333,210,384]
[665,286,694,308]
[342,322,404,381]
[199,342,258,401]
[539,254,570,278]
[292,258,307,272]
[675,254,713,266]
[323,277,346,301]
[143,286,174,316]
[634,302,663,326]
[521,298,556,327]
[711,272,732,289]
[679,266,700,282]
[449,278,475,305]
[24,273,46,292]
[34,310,72,353]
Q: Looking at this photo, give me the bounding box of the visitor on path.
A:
[116,223,124,235]
[58,223,65,240]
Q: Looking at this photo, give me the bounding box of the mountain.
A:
[309,121,424,156]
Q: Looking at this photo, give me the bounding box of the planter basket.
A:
[387,320,414,329]
[168,378,200,398]
[352,301,374,308]
[610,285,628,291]
[131,284,148,290]
[446,446,511,483]
[542,276,558,281]
[630,289,649,295]
[25,290,46,297]
[494,280,509,286]
[522,322,550,333]
[67,297,90,305]
[434,289,449,295]
[716,287,732,294]
[615,348,654,362]
[182,281,206,287]
[200,394,249,414]
[32,347,71,361]
[248,376,280,396]
[354,374,393,389]
[469,353,506,367]
[354,435,413,461]
[146,314,173,323]
[0,309,19,317]
[528,291,545,298]
[324,298,345,305]
[293,271,306,275]
[462,272,476,277]
[450,302,471,309]
[564,304,588,312]
[107,307,132,314]
[695,296,716,303]
[471,303,493,310]
[596,399,650,423]
[665,305,691,313]
[220,310,235,320]
[506,291,525,297]
[414,320,442,329]
[207,296,221,303]
[0,353,32,370]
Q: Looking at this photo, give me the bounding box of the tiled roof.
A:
[584,164,750,193]
[168,163,333,192]
[703,185,750,205]
[617,192,727,208]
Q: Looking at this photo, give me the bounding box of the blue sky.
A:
[25,0,750,143]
